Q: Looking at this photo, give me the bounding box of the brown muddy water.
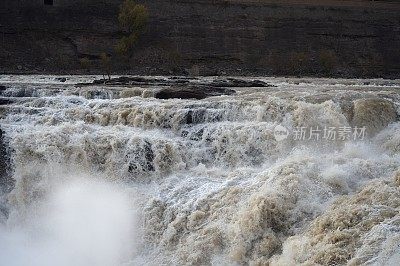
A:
[0,75,399,265]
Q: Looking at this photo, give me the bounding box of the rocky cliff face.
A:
[0,0,399,77]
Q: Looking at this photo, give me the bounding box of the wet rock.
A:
[211,78,274,88]
[0,129,6,179]
[186,110,194,124]
[155,86,235,100]
[170,76,198,81]
[0,128,13,219]
[88,76,167,86]
[0,128,13,193]
[340,100,354,122]
[77,76,274,89]
[0,98,13,105]
[144,141,155,172]
[351,98,398,136]
[128,141,155,174]
[77,76,163,87]
[184,108,206,125]
[55,77,67,82]
[155,87,208,100]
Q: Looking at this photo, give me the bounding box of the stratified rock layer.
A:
[0,0,399,76]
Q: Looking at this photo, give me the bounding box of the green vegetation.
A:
[116,0,149,56]
[79,57,91,71]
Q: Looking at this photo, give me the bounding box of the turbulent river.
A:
[0,75,399,266]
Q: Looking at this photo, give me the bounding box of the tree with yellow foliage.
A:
[116,0,149,56]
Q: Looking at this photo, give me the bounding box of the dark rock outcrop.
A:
[0,127,14,219]
[0,99,13,105]
[210,78,271,88]
[155,86,235,100]
[85,76,176,87]
[0,0,399,77]
[55,77,67,82]
[76,76,279,99]
[0,128,13,194]
[78,76,273,88]
[0,129,6,179]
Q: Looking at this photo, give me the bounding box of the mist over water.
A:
[0,75,400,265]
[0,173,137,266]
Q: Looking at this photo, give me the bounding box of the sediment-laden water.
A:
[0,75,399,266]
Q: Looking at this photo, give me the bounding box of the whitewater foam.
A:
[0,75,399,265]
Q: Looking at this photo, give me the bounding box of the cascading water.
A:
[0,75,399,265]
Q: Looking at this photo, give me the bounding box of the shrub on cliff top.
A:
[79,57,91,71]
[117,0,149,56]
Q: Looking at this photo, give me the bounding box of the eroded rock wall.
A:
[0,0,399,76]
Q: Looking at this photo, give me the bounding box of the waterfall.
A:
[0,75,399,265]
